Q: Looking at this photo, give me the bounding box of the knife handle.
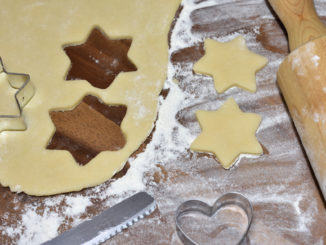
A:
[268,0,326,51]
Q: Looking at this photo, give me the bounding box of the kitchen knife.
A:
[43,192,156,245]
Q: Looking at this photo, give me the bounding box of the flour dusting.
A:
[17,207,64,245]
[312,55,320,67]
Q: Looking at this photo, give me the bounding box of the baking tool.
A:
[0,57,35,133]
[175,192,253,245]
[43,192,156,245]
[268,0,326,200]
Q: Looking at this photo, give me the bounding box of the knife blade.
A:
[43,192,156,245]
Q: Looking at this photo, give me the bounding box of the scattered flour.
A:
[64,196,92,217]
[17,207,64,245]
[290,53,305,76]
[312,55,320,67]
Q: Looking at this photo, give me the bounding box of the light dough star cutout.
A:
[190,98,262,169]
[193,36,268,93]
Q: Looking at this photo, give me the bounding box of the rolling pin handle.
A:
[268,0,326,51]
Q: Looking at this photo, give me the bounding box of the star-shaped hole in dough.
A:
[190,98,262,169]
[193,36,268,93]
[64,27,137,89]
[47,95,127,165]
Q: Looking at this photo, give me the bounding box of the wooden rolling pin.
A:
[268,0,326,200]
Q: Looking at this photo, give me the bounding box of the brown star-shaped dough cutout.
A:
[47,95,127,165]
[64,27,137,89]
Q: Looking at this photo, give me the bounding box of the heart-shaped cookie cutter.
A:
[0,57,35,133]
[175,192,253,245]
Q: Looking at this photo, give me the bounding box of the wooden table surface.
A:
[1,0,326,244]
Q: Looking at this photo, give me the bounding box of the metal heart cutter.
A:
[0,57,35,133]
[175,192,253,245]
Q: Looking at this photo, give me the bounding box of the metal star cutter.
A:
[0,57,35,133]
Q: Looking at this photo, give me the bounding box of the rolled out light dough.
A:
[193,36,268,93]
[190,98,262,169]
[0,0,180,195]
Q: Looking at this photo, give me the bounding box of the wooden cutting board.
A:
[1,1,326,244]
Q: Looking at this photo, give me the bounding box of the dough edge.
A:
[0,0,181,195]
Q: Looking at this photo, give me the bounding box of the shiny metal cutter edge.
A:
[175,192,253,245]
[0,57,35,133]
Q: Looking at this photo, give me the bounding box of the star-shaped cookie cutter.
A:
[0,57,35,133]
